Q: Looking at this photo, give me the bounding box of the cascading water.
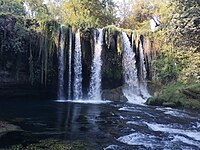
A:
[88,29,103,100]
[58,26,65,100]
[67,28,72,99]
[138,40,150,98]
[122,32,145,104]
[73,29,82,100]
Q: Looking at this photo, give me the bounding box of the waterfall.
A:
[58,26,65,100]
[73,29,82,100]
[122,32,145,104]
[68,28,72,99]
[88,29,103,100]
[138,40,150,98]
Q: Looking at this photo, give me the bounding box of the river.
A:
[0,99,199,149]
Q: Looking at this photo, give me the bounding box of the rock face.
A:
[101,29,123,90]
[0,14,151,100]
[102,87,128,102]
[0,15,125,99]
[0,15,59,99]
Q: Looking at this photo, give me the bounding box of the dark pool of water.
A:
[0,98,200,149]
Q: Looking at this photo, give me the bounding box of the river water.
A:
[0,99,199,149]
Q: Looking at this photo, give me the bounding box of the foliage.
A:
[118,0,175,30]
[149,0,200,85]
[0,0,25,16]
[171,0,200,52]
[24,0,50,20]
[146,82,200,110]
[60,0,117,29]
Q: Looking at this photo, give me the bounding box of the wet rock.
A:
[0,121,22,136]
[102,87,128,102]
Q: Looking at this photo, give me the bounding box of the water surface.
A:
[0,98,199,149]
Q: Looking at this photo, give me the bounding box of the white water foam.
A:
[117,132,161,148]
[156,107,198,119]
[103,145,121,150]
[126,121,141,125]
[164,110,196,119]
[144,122,200,141]
[118,106,144,112]
[55,99,110,104]
[122,32,146,104]
[172,135,200,148]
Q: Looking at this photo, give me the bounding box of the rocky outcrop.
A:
[0,121,22,136]
[101,29,123,90]
[102,87,128,102]
[0,15,150,100]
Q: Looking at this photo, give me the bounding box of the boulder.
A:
[0,121,22,137]
[102,87,128,102]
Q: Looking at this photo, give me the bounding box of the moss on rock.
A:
[7,139,97,150]
[146,83,200,110]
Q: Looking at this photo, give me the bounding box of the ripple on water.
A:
[55,99,110,104]
[156,107,199,119]
[118,106,143,112]
[171,135,200,148]
[144,122,200,141]
[103,145,122,150]
[117,132,162,149]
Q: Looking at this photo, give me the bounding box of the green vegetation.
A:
[146,83,200,110]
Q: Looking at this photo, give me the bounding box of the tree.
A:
[118,0,174,30]
[0,0,25,16]
[171,0,200,52]
[60,0,117,29]
[24,0,49,20]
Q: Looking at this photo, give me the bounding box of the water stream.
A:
[0,99,199,149]
[138,40,150,99]
[57,26,65,100]
[73,29,82,100]
[122,32,145,104]
[88,29,103,100]
[68,27,72,99]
